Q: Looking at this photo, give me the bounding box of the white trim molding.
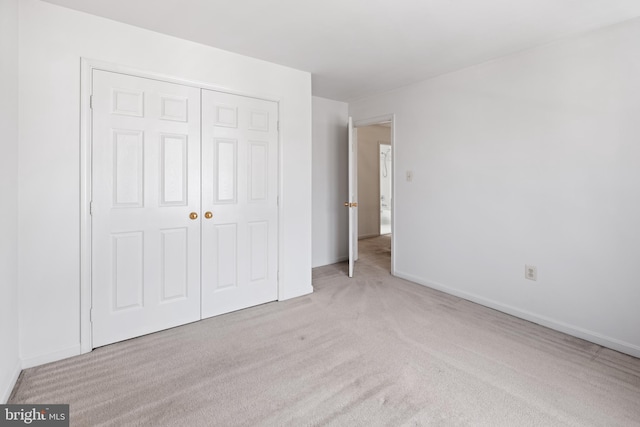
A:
[20,345,82,370]
[395,270,640,359]
[0,360,21,403]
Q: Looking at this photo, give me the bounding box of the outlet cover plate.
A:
[525,265,537,281]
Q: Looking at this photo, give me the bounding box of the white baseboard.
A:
[1,359,21,403]
[395,270,640,359]
[20,345,82,370]
[312,255,348,268]
[279,285,313,301]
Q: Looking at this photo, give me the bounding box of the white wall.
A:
[0,0,21,403]
[350,19,640,357]
[312,97,349,267]
[357,125,390,238]
[19,0,312,366]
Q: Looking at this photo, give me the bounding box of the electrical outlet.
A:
[525,265,537,281]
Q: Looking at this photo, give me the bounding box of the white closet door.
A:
[201,90,279,318]
[92,70,201,347]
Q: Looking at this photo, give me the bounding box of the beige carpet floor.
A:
[10,236,640,426]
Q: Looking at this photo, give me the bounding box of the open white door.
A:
[347,117,358,277]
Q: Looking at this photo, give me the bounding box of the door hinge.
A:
[277,195,279,207]
[277,121,280,132]
[89,95,93,109]
[89,308,93,322]
[89,201,93,215]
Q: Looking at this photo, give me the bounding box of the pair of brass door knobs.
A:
[189,212,213,220]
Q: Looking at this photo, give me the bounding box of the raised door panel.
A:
[112,130,144,207]
[248,142,268,202]
[215,139,238,203]
[160,228,189,301]
[248,221,268,282]
[214,223,238,290]
[112,232,144,310]
[160,134,188,206]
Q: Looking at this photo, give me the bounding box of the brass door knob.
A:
[344,202,349,207]
[204,211,213,219]
[189,212,198,220]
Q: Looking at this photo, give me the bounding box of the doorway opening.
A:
[353,118,393,274]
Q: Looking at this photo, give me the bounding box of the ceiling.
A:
[42,0,640,102]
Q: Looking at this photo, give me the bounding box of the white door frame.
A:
[79,58,284,353]
[347,117,357,277]
[353,114,396,276]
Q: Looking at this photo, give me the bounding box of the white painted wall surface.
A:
[0,0,21,402]
[19,0,312,366]
[350,19,640,357]
[312,97,349,267]
[357,125,390,239]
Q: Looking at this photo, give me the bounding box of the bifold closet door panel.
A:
[91,70,202,348]
[201,90,279,318]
